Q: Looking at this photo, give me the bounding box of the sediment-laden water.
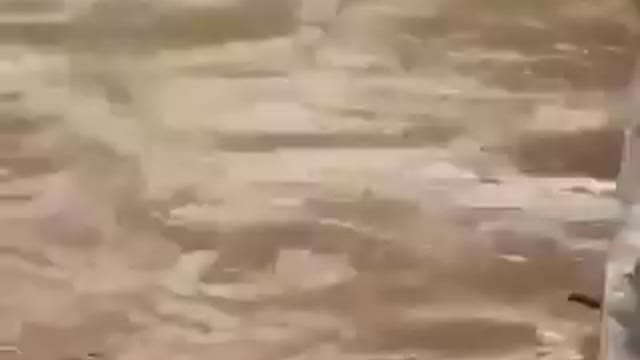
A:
[0,0,636,359]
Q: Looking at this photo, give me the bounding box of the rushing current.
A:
[0,0,637,359]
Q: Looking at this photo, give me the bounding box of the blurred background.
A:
[0,0,636,359]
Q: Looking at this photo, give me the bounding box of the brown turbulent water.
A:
[0,0,636,359]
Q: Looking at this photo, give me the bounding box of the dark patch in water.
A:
[511,127,623,179]
[213,126,461,152]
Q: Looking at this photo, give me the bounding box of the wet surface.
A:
[0,0,635,359]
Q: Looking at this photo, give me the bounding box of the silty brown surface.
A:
[0,0,634,359]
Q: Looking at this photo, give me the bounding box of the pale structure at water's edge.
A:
[605,55,640,360]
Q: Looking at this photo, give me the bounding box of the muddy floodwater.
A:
[0,0,636,359]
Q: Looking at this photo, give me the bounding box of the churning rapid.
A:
[0,0,636,359]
